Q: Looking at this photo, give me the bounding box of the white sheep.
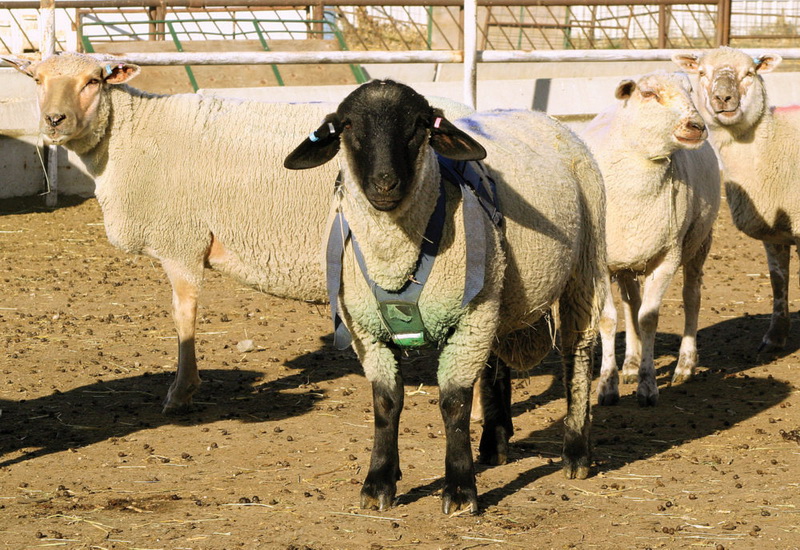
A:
[285,80,607,514]
[3,52,476,415]
[672,47,797,352]
[582,72,720,407]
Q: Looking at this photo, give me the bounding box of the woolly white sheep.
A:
[672,47,797,352]
[582,72,720,407]
[3,52,473,414]
[285,80,607,514]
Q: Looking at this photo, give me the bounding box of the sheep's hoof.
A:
[477,425,510,466]
[596,376,620,406]
[562,462,590,480]
[758,337,786,353]
[636,388,659,407]
[597,391,620,406]
[360,485,396,511]
[671,372,692,385]
[441,484,479,515]
[162,401,194,415]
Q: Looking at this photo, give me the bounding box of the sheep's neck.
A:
[342,161,440,292]
[710,105,792,240]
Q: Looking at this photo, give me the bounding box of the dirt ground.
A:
[0,192,798,550]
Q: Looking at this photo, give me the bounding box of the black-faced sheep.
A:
[582,72,720,407]
[672,47,797,352]
[285,80,607,514]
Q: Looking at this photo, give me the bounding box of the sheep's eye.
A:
[640,90,658,100]
[698,69,705,77]
[86,78,100,87]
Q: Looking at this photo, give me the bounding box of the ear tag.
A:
[105,64,113,75]
[308,131,320,142]
[327,122,336,134]
[433,117,442,129]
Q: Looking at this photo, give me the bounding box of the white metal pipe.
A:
[463,0,477,108]
[85,48,800,68]
[40,0,58,207]
[88,50,464,65]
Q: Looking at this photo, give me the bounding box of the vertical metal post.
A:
[463,0,477,109]
[657,4,667,49]
[717,0,731,46]
[41,0,58,207]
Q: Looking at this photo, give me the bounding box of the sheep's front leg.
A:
[353,340,403,511]
[161,259,203,414]
[761,242,791,351]
[597,275,620,406]
[616,273,642,384]
[439,382,477,514]
[437,318,496,514]
[361,372,404,511]
[636,258,680,407]
[673,236,711,383]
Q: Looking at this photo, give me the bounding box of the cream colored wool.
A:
[673,47,798,350]
[337,109,607,392]
[10,52,473,413]
[583,71,720,407]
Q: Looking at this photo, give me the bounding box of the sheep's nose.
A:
[372,173,399,193]
[714,93,732,104]
[45,113,66,128]
[687,120,705,132]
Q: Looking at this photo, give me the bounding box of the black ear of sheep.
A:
[284,115,343,170]
[428,110,487,161]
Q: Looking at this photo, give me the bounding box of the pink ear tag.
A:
[433,117,442,129]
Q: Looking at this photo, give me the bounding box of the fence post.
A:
[40,0,58,208]
[717,0,731,46]
[463,0,477,109]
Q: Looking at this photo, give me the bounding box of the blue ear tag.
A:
[105,64,113,76]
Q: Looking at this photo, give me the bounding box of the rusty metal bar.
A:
[0,0,722,8]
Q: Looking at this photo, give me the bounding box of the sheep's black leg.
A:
[478,356,513,465]
[440,383,478,514]
[360,373,403,511]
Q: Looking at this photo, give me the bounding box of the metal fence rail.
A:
[4,0,800,56]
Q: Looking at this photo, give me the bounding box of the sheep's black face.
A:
[337,81,434,211]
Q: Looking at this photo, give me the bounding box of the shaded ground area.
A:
[0,195,798,549]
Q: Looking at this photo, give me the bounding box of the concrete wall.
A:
[2,62,800,199]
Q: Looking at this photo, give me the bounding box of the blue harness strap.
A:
[326,157,502,350]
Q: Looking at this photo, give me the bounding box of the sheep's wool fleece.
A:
[82,88,336,302]
[72,74,477,304]
[720,107,800,242]
[339,109,606,385]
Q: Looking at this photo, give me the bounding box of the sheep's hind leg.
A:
[559,284,602,479]
[617,273,642,384]
[597,276,620,406]
[360,371,404,511]
[477,355,513,465]
[760,242,791,351]
[161,259,203,414]
[673,236,711,384]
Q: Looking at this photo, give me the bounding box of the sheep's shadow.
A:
[0,335,362,468]
[390,312,796,510]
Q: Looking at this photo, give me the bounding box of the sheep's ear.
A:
[429,112,486,161]
[672,52,701,73]
[2,56,34,77]
[755,53,781,74]
[284,115,342,170]
[615,79,636,100]
[102,62,140,84]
